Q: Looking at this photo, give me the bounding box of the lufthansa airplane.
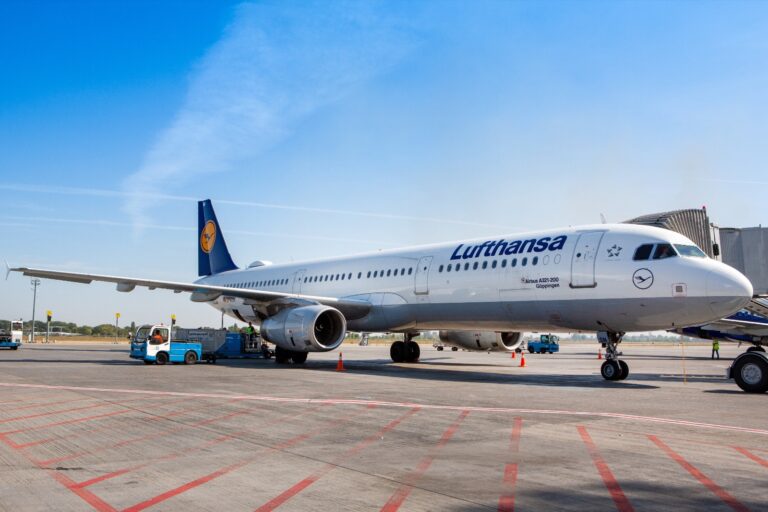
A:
[10,200,753,383]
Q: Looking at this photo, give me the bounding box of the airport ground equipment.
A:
[727,350,768,393]
[129,324,202,365]
[173,328,273,362]
[527,334,560,354]
[0,320,23,350]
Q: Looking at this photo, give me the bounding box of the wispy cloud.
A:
[703,178,768,186]
[0,184,517,230]
[122,1,414,232]
[0,215,387,245]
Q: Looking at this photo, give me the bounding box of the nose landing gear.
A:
[598,331,629,381]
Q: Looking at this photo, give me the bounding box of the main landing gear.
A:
[390,333,420,363]
[598,331,629,381]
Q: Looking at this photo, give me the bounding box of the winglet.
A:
[4,260,10,281]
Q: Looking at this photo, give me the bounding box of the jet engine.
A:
[438,331,523,352]
[261,305,346,352]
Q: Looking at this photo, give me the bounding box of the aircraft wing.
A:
[697,318,768,337]
[10,266,371,319]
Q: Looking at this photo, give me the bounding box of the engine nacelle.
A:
[438,331,523,352]
[261,305,346,352]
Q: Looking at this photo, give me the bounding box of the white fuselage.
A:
[200,224,752,334]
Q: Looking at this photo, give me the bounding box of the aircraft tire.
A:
[746,346,766,353]
[291,351,308,364]
[390,341,406,363]
[528,347,534,353]
[436,346,443,351]
[275,346,291,364]
[733,353,768,393]
[156,352,168,366]
[600,360,622,381]
[618,360,629,380]
[406,341,420,363]
[451,346,458,351]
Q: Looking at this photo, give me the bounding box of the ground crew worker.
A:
[712,340,720,359]
[151,329,164,345]
[245,322,256,349]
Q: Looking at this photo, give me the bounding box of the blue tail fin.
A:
[198,199,238,276]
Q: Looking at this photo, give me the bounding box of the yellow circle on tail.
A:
[200,220,216,254]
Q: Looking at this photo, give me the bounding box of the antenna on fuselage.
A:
[600,213,607,224]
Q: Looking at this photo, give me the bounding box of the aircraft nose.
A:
[706,264,753,318]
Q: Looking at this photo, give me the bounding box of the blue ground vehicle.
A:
[527,334,560,354]
[130,324,201,365]
[0,320,23,350]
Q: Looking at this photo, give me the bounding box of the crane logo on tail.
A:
[200,220,216,254]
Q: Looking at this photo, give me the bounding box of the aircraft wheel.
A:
[291,351,308,364]
[184,351,197,365]
[390,341,406,363]
[275,346,291,364]
[451,346,458,352]
[747,346,766,353]
[733,353,768,393]
[618,360,629,380]
[600,360,622,381]
[406,341,420,363]
[156,352,168,366]
[436,346,443,351]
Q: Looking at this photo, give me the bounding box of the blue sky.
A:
[1,0,767,327]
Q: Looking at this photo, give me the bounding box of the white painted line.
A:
[0,381,765,436]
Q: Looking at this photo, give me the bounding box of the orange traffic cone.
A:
[597,350,602,360]
[520,353,526,367]
[511,351,516,359]
[336,352,345,372]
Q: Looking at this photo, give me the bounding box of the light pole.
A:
[30,278,40,343]
[115,313,120,344]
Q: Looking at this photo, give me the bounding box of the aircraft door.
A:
[292,270,306,294]
[570,231,605,288]
[414,256,433,295]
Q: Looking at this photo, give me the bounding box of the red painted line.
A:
[380,410,470,512]
[2,397,95,412]
[578,426,634,512]
[123,459,252,512]
[0,402,108,424]
[49,471,117,512]
[2,408,131,436]
[733,446,768,470]
[497,417,523,512]
[254,407,421,512]
[649,435,749,512]
[1,381,766,436]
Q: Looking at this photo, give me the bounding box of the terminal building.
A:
[625,208,768,295]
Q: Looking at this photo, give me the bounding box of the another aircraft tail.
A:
[198,199,238,276]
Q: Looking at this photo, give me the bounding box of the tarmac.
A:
[0,342,765,511]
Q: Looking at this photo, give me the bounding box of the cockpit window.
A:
[674,244,706,258]
[653,243,677,260]
[633,244,654,261]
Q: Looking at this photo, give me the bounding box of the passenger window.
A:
[464,263,470,271]
[492,260,497,269]
[408,268,413,275]
[512,259,517,267]
[348,273,352,280]
[482,261,488,269]
[473,262,479,270]
[447,264,452,272]
[373,271,378,278]
[532,257,538,265]
[633,244,654,261]
[358,272,362,279]
[653,244,676,260]
[501,259,507,268]
[455,263,460,272]
[401,268,406,275]
[522,257,528,266]
[438,265,444,272]
[387,269,391,277]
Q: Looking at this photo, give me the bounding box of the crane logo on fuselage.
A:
[450,235,567,260]
[200,220,217,254]
[632,268,654,289]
